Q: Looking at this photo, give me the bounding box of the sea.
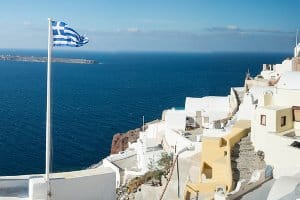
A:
[0,49,290,176]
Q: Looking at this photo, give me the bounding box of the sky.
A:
[0,0,300,52]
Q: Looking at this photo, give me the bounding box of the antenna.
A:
[297,29,299,46]
[142,116,145,132]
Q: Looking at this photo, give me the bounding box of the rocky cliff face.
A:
[110,128,141,154]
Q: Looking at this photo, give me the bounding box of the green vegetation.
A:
[127,152,173,193]
[158,152,173,176]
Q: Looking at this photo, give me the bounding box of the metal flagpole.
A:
[45,17,53,199]
[296,29,299,57]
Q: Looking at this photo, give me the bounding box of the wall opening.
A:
[220,138,227,147]
[203,117,209,124]
[202,162,212,179]
[292,106,300,122]
[260,115,266,126]
[281,116,286,127]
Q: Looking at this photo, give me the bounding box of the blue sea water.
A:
[0,50,289,176]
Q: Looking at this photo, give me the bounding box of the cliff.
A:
[110,128,141,154]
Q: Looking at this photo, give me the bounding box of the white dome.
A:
[277,72,300,90]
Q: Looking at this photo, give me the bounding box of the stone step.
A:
[238,140,253,145]
[235,164,264,171]
[231,154,257,161]
[230,134,266,184]
[231,152,254,156]
[231,146,255,153]
[239,145,255,151]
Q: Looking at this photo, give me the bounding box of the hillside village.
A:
[1,47,300,200]
[105,45,300,200]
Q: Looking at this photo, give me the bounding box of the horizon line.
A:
[0,48,293,54]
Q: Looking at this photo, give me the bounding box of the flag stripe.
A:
[53,35,80,43]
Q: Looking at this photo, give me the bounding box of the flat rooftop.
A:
[113,155,139,171]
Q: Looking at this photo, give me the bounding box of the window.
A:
[281,116,286,127]
[203,117,209,123]
[292,106,300,122]
[260,115,266,126]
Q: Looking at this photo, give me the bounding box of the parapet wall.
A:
[29,167,116,200]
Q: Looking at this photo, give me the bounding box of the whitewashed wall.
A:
[103,158,121,187]
[252,120,300,178]
[165,109,186,130]
[145,121,166,139]
[164,129,193,154]
[29,168,116,200]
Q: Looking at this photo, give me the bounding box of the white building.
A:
[164,108,186,131]
[185,96,231,129]
[136,130,164,173]
[237,86,274,121]
[260,58,293,80]
[251,72,300,178]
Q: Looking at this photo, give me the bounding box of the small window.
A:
[281,116,286,127]
[260,115,266,126]
[203,117,209,123]
[292,106,300,122]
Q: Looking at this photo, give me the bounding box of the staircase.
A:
[234,88,245,106]
[231,134,266,186]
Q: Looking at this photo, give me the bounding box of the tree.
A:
[158,152,173,175]
[147,157,156,171]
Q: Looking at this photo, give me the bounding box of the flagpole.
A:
[296,29,299,57]
[45,17,53,199]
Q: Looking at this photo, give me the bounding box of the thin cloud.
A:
[227,25,238,30]
[206,25,293,35]
[23,20,32,26]
[140,19,176,24]
[206,25,242,33]
[250,28,293,34]
[127,28,140,33]
[21,21,45,32]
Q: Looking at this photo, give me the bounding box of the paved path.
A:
[240,179,275,200]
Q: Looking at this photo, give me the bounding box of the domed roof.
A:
[277,72,300,90]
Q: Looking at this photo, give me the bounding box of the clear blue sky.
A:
[1,0,300,52]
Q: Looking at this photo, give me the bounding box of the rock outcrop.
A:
[110,128,141,154]
[116,185,135,200]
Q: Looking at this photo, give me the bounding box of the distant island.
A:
[0,55,98,64]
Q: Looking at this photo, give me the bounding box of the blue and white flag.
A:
[52,21,88,47]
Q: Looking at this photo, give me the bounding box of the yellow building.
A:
[184,120,251,199]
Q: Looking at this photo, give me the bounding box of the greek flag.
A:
[52,21,88,47]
